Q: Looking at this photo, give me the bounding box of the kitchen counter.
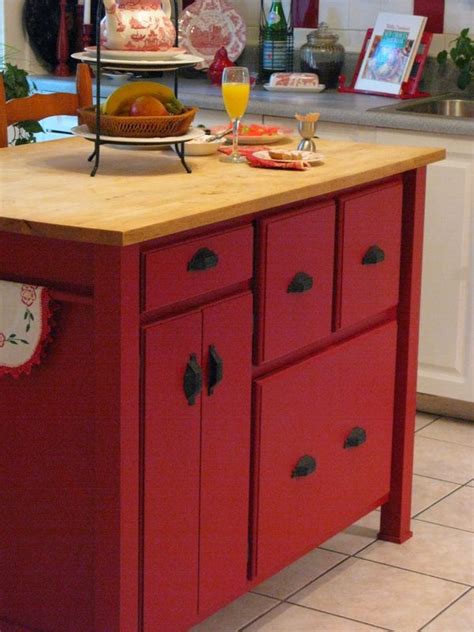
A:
[0,137,445,632]
[0,136,444,245]
[33,75,474,137]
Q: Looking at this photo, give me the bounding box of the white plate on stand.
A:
[84,46,187,61]
[71,52,204,69]
[71,125,206,146]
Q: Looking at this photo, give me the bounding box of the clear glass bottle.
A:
[299,22,345,88]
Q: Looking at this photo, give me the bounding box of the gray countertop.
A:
[33,74,474,138]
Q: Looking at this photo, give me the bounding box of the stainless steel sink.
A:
[370,94,474,119]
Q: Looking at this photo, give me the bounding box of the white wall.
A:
[1,0,473,72]
[1,0,44,72]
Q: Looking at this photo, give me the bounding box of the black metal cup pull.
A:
[344,427,367,449]
[187,247,219,271]
[183,353,202,406]
[208,345,224,395]
[287,272,314,293]
[291,455,317,478]
[362,245,385,265]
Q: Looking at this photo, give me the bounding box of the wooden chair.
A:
[0,63,93,147]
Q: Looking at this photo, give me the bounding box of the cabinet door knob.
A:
[291,455,317,478]
[208,344,224,395]
[287,272,314,293]
[362,245,385,265]
[344,427,367,448]
[187,247,219,271]
[183,353,202,406]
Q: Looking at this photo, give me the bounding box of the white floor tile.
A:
[319,511,380,555]
[418,417,474,447]
[416,486,474,532]
[415,412,437,432]
[414,436,474,484]
[411,474,459,516]
[253,548,347,600]
[422,588,474,631]
[290,558,466,631]
[243,602,382,631]
[358,520,474,585]
[191,593,279,632]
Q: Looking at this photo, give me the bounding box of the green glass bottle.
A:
[262,0,289,76]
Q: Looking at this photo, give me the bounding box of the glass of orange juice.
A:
[220,66,250,163]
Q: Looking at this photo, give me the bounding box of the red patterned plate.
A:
[178,0,246,70]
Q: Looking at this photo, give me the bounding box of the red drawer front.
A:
[337,180,403,329]
[258,202,336,363]
[144,225,253,311]
[254,322,397,580]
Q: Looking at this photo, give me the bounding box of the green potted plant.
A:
[437,27,474,90]
[1,46,43,144]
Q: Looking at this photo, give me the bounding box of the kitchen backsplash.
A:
[238,0,474,55]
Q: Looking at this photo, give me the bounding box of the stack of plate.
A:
[71,47,204,72]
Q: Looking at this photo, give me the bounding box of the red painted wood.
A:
[293,0,319,28]
[0,299,95,631]
[379,168,427,544]
[200,292,253,616]
[414,0,444,34]
[93,245,141,632]
[143,310,202,631]
[257,202,335,363]
[144,226,253,312]
[336,180,403,330]
[254,322,397,580]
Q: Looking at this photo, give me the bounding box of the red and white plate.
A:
[212,123,292,145]
[84,46,187,61]
[178,0,246,69]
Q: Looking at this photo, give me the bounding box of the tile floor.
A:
[193,413,474,632]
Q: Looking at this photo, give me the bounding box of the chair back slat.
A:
[0,63,93,147]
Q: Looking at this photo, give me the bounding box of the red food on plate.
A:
[238,123,281,136]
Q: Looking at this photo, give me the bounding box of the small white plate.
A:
[184,139,225,156]
[253,150,325,166]
[71,125,206,145]
[263,84,326,93]
[84,46,186,61]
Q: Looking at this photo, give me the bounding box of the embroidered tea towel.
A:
[0,281,52,378]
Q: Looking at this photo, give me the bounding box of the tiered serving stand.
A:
[72,0,204,176]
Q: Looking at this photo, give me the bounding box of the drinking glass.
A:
[220,66,250,164]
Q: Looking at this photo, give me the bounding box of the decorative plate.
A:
[84,46,187,61]
[178,0,246,70]
[71,125,206,145]
[253,150,325,166]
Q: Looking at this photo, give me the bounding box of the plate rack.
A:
[82,0,199,176]
[338,29,433,99]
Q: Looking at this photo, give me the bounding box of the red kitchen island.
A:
[0,138,444,632]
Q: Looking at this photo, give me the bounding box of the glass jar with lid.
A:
[299,22,345,88]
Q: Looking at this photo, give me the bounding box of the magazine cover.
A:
[354,13,427,95]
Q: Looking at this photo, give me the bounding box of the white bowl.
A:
[184,138,224,156]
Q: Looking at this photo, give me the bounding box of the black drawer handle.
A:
[362,245,385,265]
[291,455,317,478]
[183,353,202,406]
[344,427,367,449]
[208,345,224,395]
[287,272,314,293]
[187,247,219,271]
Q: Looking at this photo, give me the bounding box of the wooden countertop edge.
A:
[0,149,445,246]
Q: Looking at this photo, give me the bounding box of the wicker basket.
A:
[78,105,198,138]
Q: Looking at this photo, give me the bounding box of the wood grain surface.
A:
[0,137,444,245]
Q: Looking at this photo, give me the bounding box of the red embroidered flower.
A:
[0,333,5,347]
[21,285,37,307]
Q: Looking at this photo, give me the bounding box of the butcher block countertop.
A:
[0,137,445,246]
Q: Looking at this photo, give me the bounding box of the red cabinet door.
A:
[336,180,403,329]
[254,322,397,580]
[200,292,253,616]
[257,202,336,363]
[143,311,202,632]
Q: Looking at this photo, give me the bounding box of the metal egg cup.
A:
[296,119,317,153]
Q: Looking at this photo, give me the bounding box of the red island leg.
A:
[379,167,427,544]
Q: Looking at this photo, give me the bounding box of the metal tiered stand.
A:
[78,0,201,176]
